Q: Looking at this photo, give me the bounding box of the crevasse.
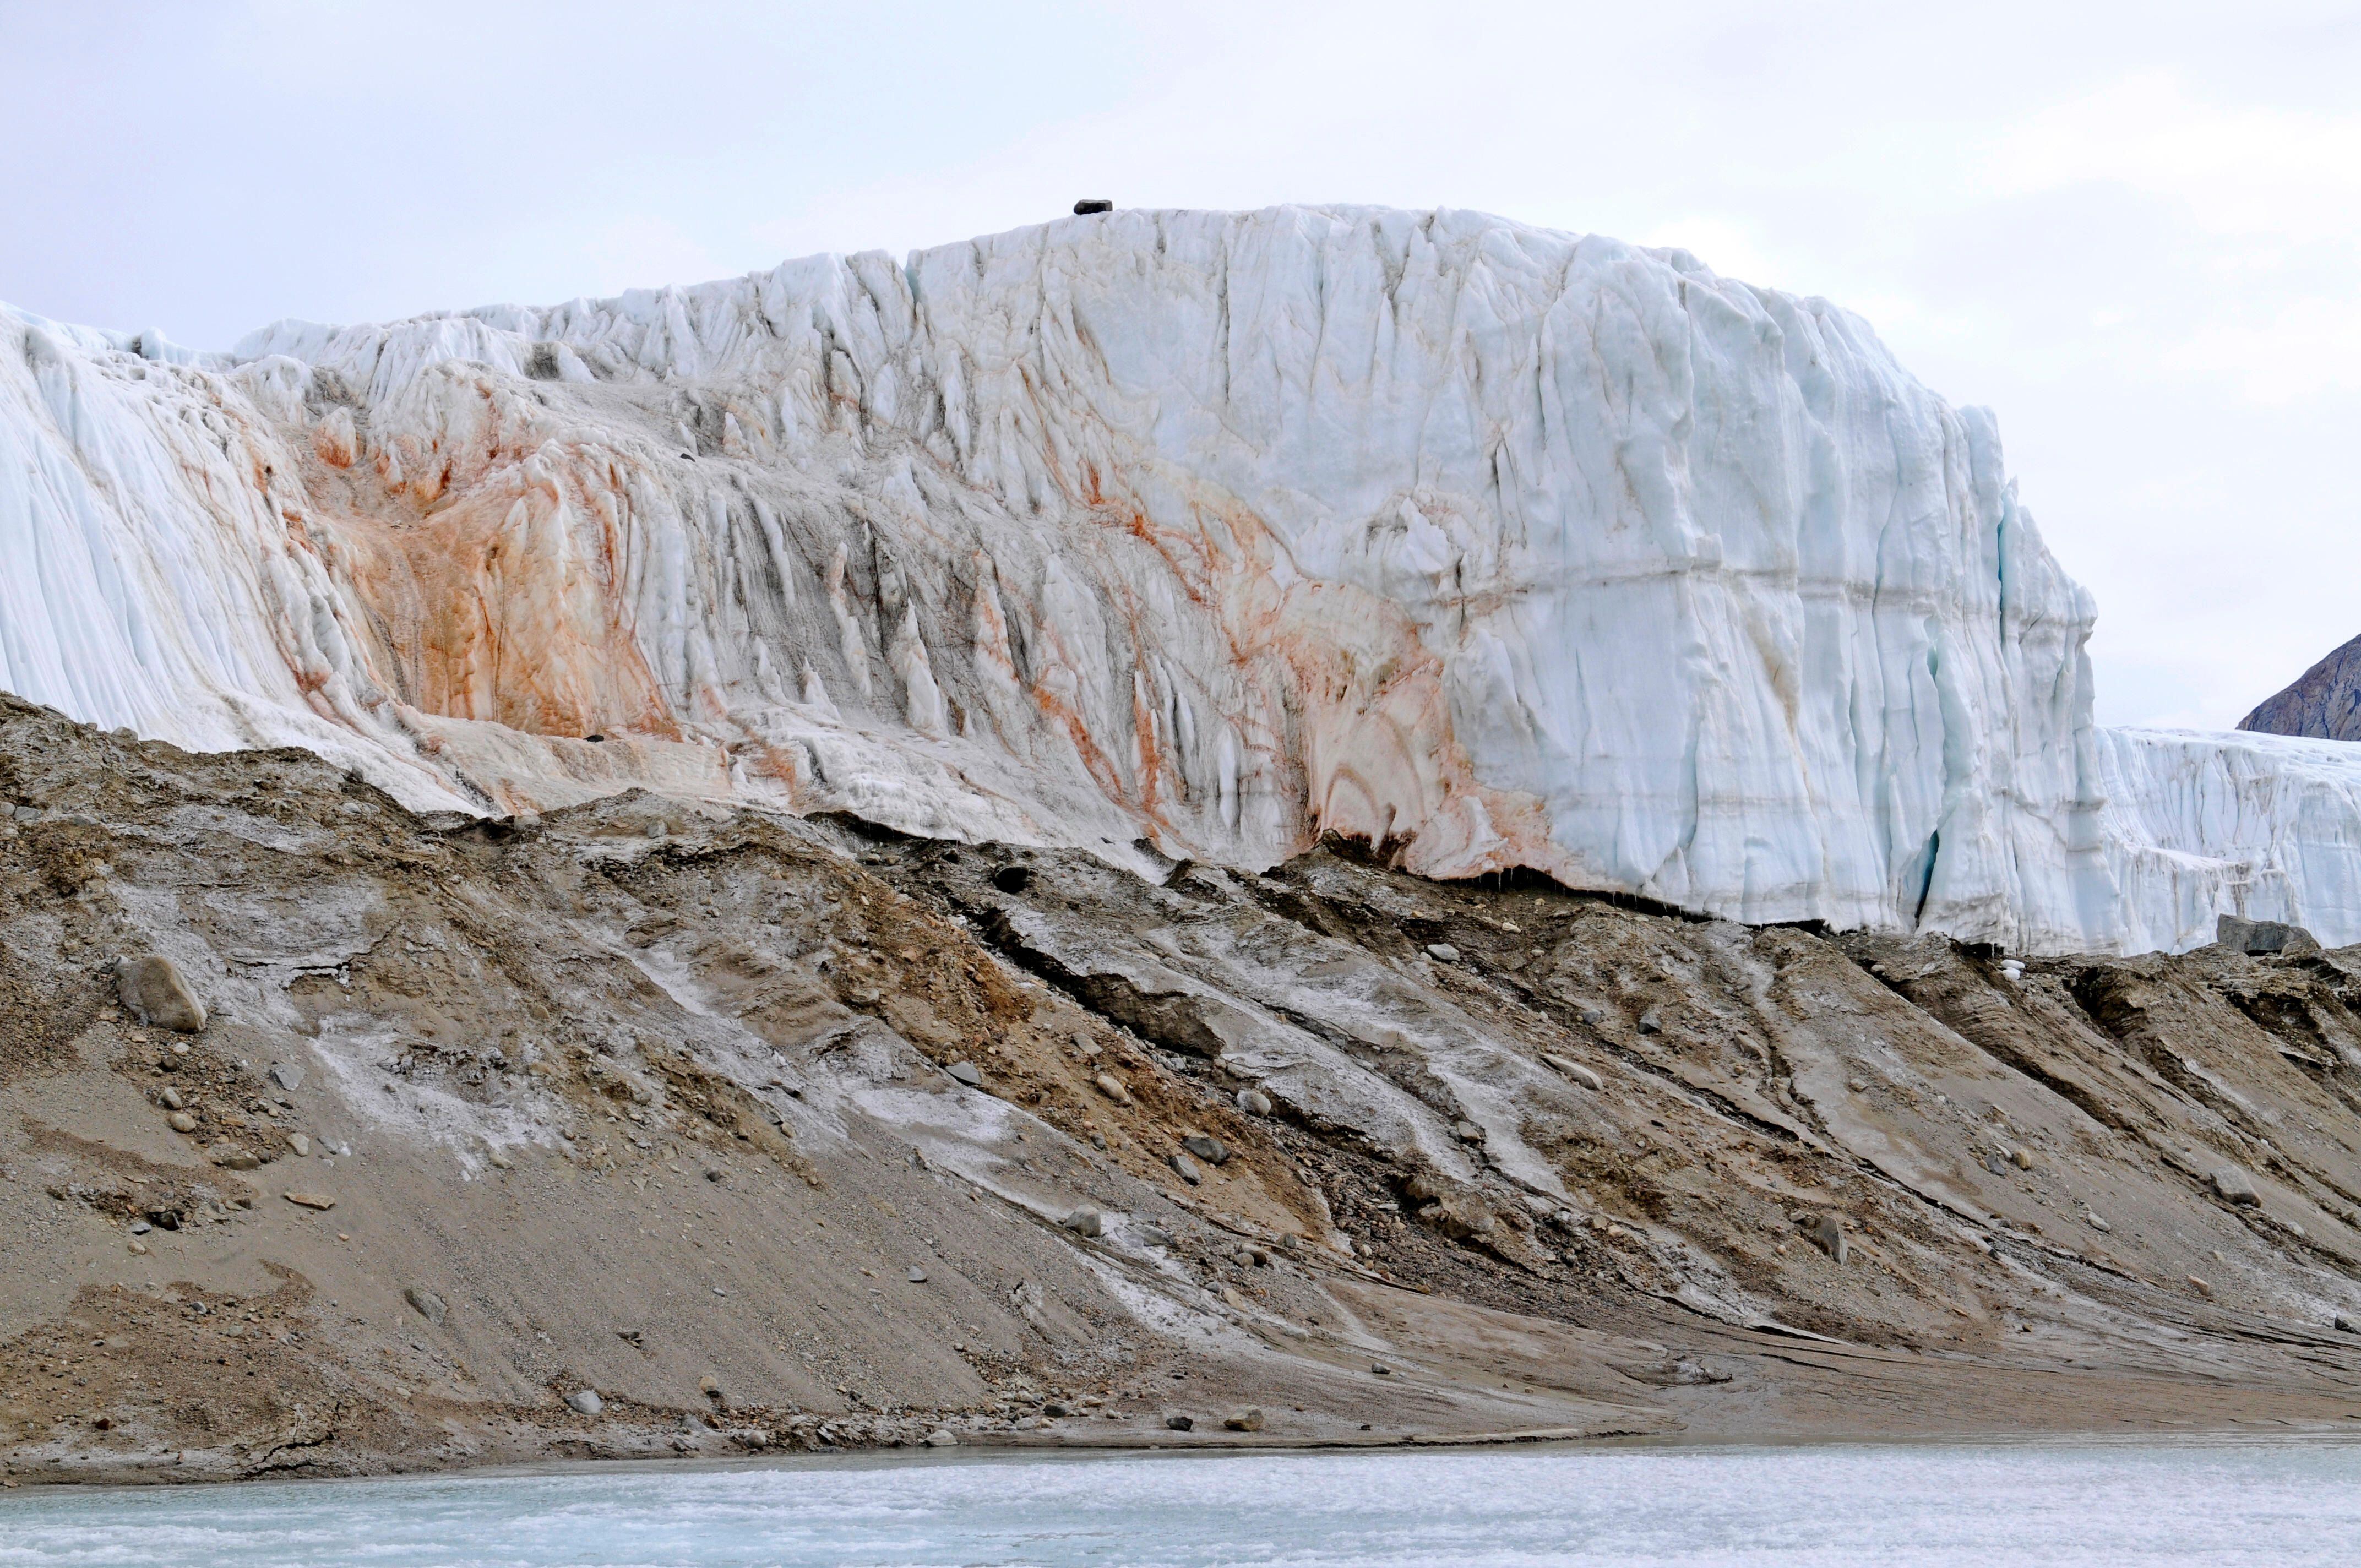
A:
[3,204,2354,954]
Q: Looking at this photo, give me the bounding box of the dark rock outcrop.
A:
[2240,633,2361,739]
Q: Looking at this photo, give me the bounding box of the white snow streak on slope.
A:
[3,205,2354,953]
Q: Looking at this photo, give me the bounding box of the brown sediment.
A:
[5,695,2361,1488]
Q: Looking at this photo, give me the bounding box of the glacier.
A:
[5,203,2358,954]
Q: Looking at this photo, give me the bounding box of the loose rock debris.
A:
[6,696,2361,1485]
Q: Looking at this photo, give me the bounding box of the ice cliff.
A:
[6,204,2358,952]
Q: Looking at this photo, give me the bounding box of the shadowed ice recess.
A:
[6,1442,2361,1566]
[7,205,2361,954]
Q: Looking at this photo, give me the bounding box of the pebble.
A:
[1636,1009,1663,1035]
[404,1287,447,1326]
[1169,1151,1204,1185]
[2085,1210,2111,1233]
[1180,1134,1229,1165]
[215,1149,260,1170]
[286,1133,311,1158]
[945,1061,982,1087]
[1541,1054,1603,1091]
[127,1240,149,1255]
[907,1267,929,1283]
[1042,1401,1071,1417]
[1425,943,1460,963]
[923,1429,958,1447]
[566,1389,603,1415]
[1062,1208,1105,1238]
[1451,1120,1484,1144]
[1094,1072,1134,1106]
[1224,1407,1265,1432]
[2188,1275,2213,1296]
[1236,1089,1273,1116]
[159,1086,185,1110]
[284,1191,336,1210]
[1165,1413,1194,1431]
[1371,1363,1392,1375]
[166,1112,197,1134]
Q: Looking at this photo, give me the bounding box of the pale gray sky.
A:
[5,1,2356,730]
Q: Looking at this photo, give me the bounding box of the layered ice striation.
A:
[5,204,2357,952]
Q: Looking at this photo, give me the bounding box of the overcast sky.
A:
[5,0,2356,730]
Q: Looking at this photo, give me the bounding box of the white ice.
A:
[4,204,2356,953]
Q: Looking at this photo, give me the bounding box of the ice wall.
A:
[6,204,2357,952]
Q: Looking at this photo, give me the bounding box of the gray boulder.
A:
[2216,915,2321,956]
[1802,1212,1849,1264]
[2212,1167,2263,1206]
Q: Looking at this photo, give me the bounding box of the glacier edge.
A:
[4,203,2355,955]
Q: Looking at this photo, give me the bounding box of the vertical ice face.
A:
[3,205,2355,952]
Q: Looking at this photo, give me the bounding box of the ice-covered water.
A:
[4,1440,2360,1566]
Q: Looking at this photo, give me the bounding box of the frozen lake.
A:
[5,1439,2360,1566]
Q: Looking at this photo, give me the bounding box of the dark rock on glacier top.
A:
[2240,634,2361,741]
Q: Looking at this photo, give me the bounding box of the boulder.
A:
[945,1060,982,1087]
[1541,1054,1603,1092]
[1802,1212,1849,1264]
[1062,1207,1105,1237]
[404,1286,447,1326]
[2216,914,2322,956]
[566,1389,603,1415]
[1180,1134,1229,1165]
[2212,1168,2262,1206]
[1223,1407,1265,1431]
[115,955,205,1032]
